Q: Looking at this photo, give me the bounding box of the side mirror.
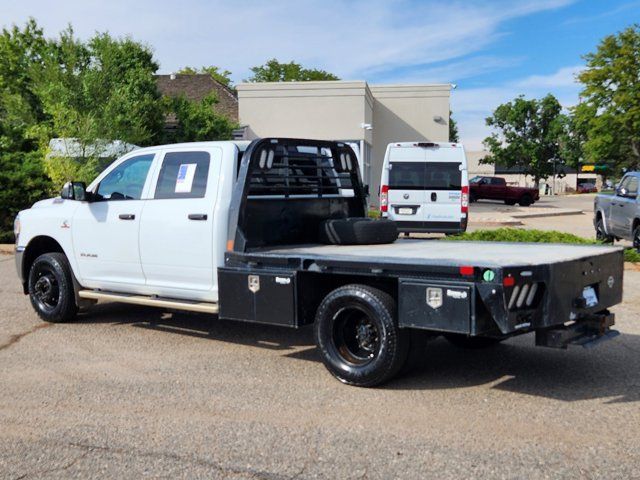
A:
[61,181,88,201]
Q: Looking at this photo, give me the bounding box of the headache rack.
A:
[228,138,368,252]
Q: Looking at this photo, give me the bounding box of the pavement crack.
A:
[0,323,50,352]
[12,448,91,480]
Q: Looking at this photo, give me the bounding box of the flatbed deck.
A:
[251,239,622,268]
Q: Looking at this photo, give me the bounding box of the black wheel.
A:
[28,253,77,323]
[504,199,516,206]
[633,225,640,251]
[469,193,477,203]
[518,195,533,207]
[595,216,614,244]
[444,333,503,349]
[314,284,409,387]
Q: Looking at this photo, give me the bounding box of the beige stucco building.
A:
[236,81,451,205]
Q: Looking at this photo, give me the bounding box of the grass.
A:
[445,228,640,263]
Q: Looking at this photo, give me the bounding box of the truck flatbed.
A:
[251,239,622,268]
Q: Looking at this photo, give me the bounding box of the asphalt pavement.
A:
[1,254,639,479]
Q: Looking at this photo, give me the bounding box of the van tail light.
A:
[461,185,469,214]
[380,185,389,212]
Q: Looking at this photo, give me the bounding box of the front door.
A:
[138,148,221,300]
[612,176,639,238]
[72,153,156,287]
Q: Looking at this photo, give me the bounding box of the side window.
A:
[154,151,210,199]
[618,176,631,195]
[627,177,639,196]
[96,154,155,201]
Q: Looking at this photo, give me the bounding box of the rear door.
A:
[423,146,464,223]
[138,147,222,300]
[386,146,427,221]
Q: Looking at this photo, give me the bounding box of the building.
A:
[236,81,451,205]
[155,74,239,133]
[467,150,601,194]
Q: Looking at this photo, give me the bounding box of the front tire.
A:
[314,284,409,387]
[633,225,640,252]
[28,253,77,323]
[596,216,614,244]
[518,195,533,207]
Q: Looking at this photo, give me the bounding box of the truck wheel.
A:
[518,195,533,207]
[28,253,78,323]
[505,200,516,206]
[634,225,640,251]
[444,333,503,349]
[314,284,409,387]
[469,193,477,203]
[596,216,614,244]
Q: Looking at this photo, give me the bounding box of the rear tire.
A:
[444,333,503,349]
[314,284,409,387]
[28,253,77,323]
[518,195,533,207]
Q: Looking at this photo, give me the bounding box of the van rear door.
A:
[386,144,465,230]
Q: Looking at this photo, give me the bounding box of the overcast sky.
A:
[2,0,639,149]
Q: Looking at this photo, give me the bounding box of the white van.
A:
[380,142,469,234]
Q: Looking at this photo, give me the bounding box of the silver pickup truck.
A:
[594,172,640,249]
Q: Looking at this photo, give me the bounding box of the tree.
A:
[247,58,339,82]
[482,94,566,185]
[449,110,459,143]
[575,24,640,175]
[178,65,233,88]
[162,93,237,144]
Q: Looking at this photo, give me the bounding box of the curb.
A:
[511,209,583,219]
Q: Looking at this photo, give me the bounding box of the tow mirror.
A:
[61,181,88,201]
[616,186,628,197]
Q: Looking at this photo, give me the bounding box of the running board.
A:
[77,290,219,314]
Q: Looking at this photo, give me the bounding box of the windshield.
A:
[389,162,462,190]
[469,176,482,184]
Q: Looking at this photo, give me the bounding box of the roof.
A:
[156,74,238,122]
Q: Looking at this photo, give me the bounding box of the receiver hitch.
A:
[535,310,619,349]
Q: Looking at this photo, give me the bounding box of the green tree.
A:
[575,24,640,174]
[0,20,52,241]
[162,93,237,144]
[482,94,566,185]
[247,58,339,82]
[177,65,233,88]
[449,110,459,143]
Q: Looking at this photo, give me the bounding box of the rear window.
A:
[389,162,461,190]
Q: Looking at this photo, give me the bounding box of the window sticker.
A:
[175,163,197,193]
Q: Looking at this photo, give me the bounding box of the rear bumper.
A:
[395,219,467,234]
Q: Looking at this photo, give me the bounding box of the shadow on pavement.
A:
[77,302,640,403]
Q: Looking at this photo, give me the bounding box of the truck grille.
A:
[507,282,542,310]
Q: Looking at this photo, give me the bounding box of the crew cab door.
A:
[138,147,222,300]
[72,153,157,287]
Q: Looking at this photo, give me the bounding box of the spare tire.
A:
[319,217,398,245]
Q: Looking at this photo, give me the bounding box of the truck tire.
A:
[634,225,640,251]
[595,216,614,244]
[319,218,398,245]
[518,194,533,207]
[444,333,503,349]
[28,252,78,323]
[314,284,409,387]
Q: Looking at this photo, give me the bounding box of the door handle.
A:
[188,213,208,221]
[118,214,135,220]
[431,192,437,202]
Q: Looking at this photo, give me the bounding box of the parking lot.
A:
[2,240,640,478]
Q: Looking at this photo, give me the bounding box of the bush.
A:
[445,228,639,263]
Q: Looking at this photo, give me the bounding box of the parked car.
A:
[578,183,598,194]
[469,176,539,206]
[594,172,640,249]
[379,142,469,234]
[14,138,623,387]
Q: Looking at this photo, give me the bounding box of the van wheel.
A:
[314,284,409,387]
[444,333,503,349]
[518,195,533,207]
[28,253,77,323]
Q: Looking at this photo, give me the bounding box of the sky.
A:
[2,0,639,149]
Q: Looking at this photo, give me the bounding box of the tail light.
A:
[461,185,469,214]
[380,185,389,212]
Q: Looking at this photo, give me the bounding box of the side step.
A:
[78,290,219,314]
